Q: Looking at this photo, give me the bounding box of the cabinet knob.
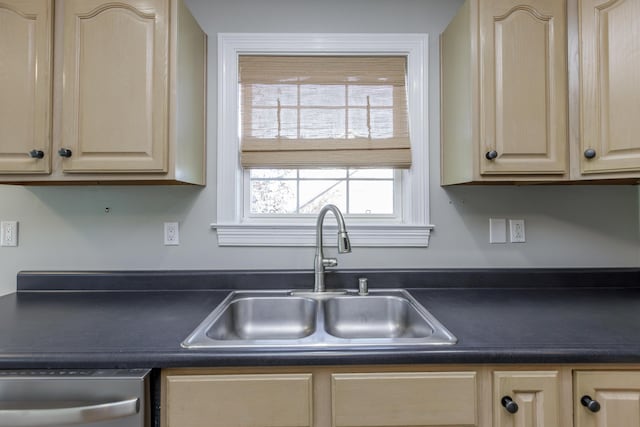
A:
[485,150,498,160]
[584,148,597,159]
[501,396,519,414]
[29,150,45,159]
[58,148,73,158]
[581,395,601,413]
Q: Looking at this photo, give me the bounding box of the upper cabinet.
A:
[0,0,53,175]
[479,0,568,177]
[60,0,169,174]
[441,0,568,185]
[0,0,206,185]
[578,0,640,177]
[442,0,640,185]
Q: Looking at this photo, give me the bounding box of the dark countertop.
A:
[1,269,640,368]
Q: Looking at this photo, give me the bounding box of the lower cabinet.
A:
[162,367,480,427]
[574,371,640,427]
[493,370,561,427]
[161,366,640,427]
[163,372,313,427]
[332,372,477,427]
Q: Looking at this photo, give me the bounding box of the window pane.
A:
[251,180,297,214]
[347,108,368,139]
[300,109,346,139]
[280,108,298,139]
[249,84,297,106]
[348,85,394,107]
[250,169,297,179]
[349,180,393,214]
[370,109,394,139]
[349,169,394,179]
[249,108,278,138]
[299,169,347,179]
[299,180,346,214]
[300,85,345,106]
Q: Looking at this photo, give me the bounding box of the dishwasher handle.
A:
[0,397,140,427]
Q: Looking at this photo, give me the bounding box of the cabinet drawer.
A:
[331,372,477,427]
[164,373,313,427]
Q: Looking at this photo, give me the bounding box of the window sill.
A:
[210,223,434,247]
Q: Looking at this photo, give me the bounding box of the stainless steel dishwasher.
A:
[0,369,150,427]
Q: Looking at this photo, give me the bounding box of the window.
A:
[213,33,433,247]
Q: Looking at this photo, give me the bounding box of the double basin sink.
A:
[182,289,457,349]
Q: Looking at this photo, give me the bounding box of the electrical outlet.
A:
[164,222,180,245]
[1,221,19,247]
[489,218,507,244]
[510,219,526,243]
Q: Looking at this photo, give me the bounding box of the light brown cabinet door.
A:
[164,373,313,427]
[0,0,52,174]
[493,371,560,427]
[60,0,168,173]
[479,0,567,175]
[579,0,640,174]
[332,372,478,427]
[574,371,640,427]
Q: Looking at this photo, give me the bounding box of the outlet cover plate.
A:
[1,221,19,247]
[510,219,526,243]
[164,222,180,245]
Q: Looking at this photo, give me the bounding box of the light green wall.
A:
[0,0,638,295]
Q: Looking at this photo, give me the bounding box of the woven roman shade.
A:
[239,55,411,168]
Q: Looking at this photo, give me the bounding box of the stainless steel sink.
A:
[324,295,435,339]
[182,289,456,349]
[206,296,317,340]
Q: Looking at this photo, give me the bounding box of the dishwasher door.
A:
[0,369,149,427]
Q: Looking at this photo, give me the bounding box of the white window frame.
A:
[211,33,434,247]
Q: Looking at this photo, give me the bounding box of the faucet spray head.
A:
[338,231,352,253]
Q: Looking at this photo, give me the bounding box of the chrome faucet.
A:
[314,204,351,292]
